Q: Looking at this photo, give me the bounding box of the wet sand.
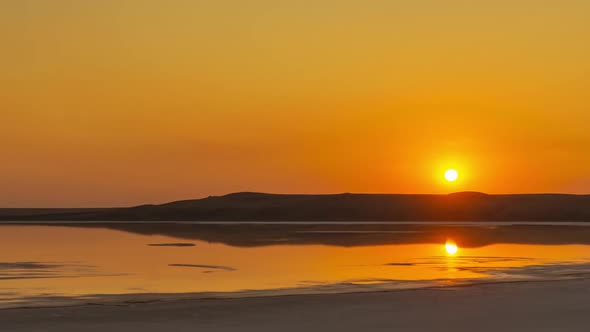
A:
[2,279,589,331]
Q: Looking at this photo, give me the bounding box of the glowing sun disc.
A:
[444,169,459,182]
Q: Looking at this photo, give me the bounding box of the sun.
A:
[445,241,459,255]
[444,169,459,182]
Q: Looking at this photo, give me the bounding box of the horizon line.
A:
[2,191,590,210]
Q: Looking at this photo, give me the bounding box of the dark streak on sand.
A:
[148,243,196,247]
[168,264,236,271]
[0,261,102,281]
[2,279,590,331]
[0,262,61,270]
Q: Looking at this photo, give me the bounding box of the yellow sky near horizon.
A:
[2,1,590,207]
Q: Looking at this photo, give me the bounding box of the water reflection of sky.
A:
[0,225,589,308]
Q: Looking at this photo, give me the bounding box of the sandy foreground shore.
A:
[2,279,590,332]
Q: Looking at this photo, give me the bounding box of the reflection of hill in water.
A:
[32,223,590,248]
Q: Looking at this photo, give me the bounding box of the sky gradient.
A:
[3,1,590,207]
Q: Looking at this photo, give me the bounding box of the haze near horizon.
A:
[3,1,590,207]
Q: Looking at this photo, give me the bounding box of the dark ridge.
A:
[1,192,590,222]
[447,192,489,198]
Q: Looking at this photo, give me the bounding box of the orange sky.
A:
[2,1,590,207]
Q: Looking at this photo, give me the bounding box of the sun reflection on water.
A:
[445,240,459,256]
[1,225,590,309]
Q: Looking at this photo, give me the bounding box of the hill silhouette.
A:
[1,192,590,221]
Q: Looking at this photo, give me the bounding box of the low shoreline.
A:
[3,261,590,311]
[2,278,590,331]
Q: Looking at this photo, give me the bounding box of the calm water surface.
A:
[0,223,589,308]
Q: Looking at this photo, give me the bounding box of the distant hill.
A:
[1,192,590,222]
